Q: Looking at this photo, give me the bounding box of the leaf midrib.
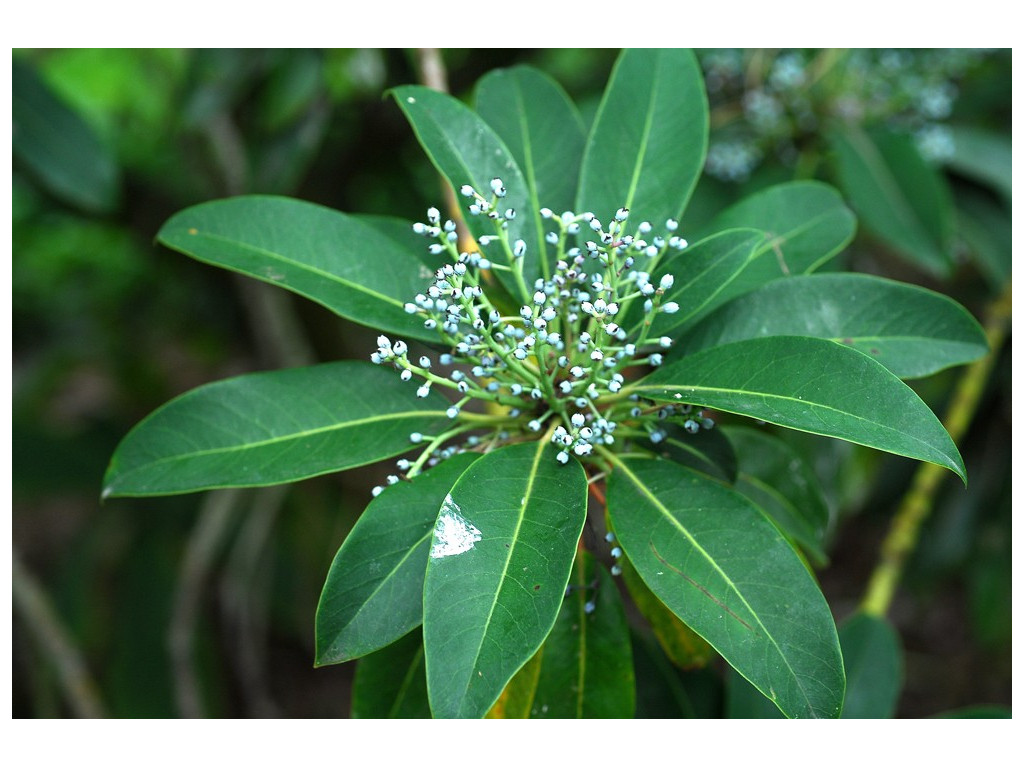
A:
[842,127,937,251]
[112,408,446,482]
[613,457,809,711]
[632,378,957,471]
[622,57,661,213]
[169,230,405,308]
[508,76,548,280]
[458,440,546,716]
[326,530,433,661]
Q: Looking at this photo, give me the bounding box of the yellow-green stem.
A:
[860,282,1011,617]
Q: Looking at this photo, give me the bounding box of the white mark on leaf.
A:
[406,96,416,104]
[430,495,481,559]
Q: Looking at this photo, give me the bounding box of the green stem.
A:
[406,426,475,479]
[860,283,1011,617]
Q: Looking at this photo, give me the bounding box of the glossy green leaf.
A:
[315,453,480,666]
[475,65,586,279]
[633,336,966,483]
[678,273,989,379]
[646,424,738,484]
[607,456,845,718]
[527,551,635,718]
[619,555,714,670]
[723,426,830,566]
[577,49,707,228]
[156,196,442,344]
[391,85,540,300]
[694,181,856,310]
[102,362,450,497]
[839,612,902,719]
[422,441,588,718]
[627,229,763,336]
[830,125,953,276]
[12,58,120,213]
[350,629,431,718]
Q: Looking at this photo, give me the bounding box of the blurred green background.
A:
[12,48,1011,718]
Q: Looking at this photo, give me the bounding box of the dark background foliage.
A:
[11,48,1010,718]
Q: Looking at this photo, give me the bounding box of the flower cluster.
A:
[369,178,716,493]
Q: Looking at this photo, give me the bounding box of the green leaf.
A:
[526,551,636,718]
[626,229,763,337]
[350,629,431,718]
[422,441,588,718]
[725,666,785,719]
[485,650,543,719]
[646,424,738,484]
[607,456,845,718]
[933,706,1012,719]
[632,630,723,718]
[475,65,586,278]
[390,85,539,300]
[678,273,989,379]
[955,188,1011,291]
[156,196,441,344]
[632,336,966,483]
[353,212,446,274]
[723,426,830,566]
[946,125,1012,200]
[619,555,714,670]
[830,125,954,276]
[839,612,903,719]
[12,58,120,213]
[102,362,450,497]
[315,453,480,666]
[577,49,707,228]
[693,181,857,309]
